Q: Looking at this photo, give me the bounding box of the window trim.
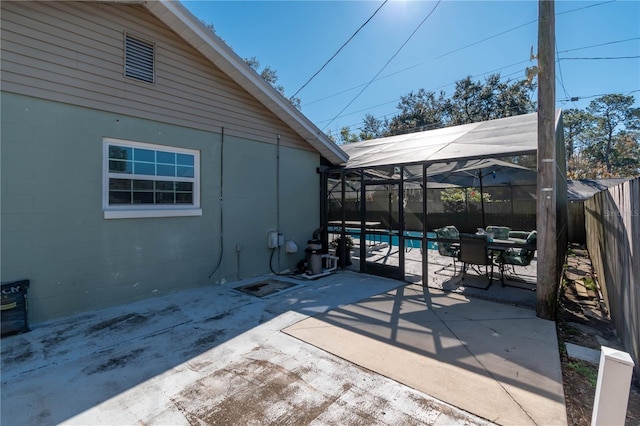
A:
[102,138,201,219]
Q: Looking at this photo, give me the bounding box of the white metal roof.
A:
[143,1,348,165]
[341,112,556,169]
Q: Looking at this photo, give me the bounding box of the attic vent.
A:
[124,34,155,83]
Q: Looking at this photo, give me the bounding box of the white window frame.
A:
[102,138,201,219]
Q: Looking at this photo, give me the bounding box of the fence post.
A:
[591,346,635,426]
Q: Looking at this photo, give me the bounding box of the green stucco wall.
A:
[1,93,320,323]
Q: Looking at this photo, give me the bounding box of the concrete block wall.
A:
[1,93,320,322]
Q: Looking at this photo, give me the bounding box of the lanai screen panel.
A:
[338,113,545,234]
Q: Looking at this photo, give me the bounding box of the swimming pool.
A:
[339,229,438,250]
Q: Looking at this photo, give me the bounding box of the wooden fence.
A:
[584,177,639,376]
[568,200,586,244]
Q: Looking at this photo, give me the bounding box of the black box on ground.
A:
[1,279,30,337]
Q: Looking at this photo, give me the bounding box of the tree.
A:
[244,57,301,110]
[582,94,640,175]
[338,126,361,144]
[200,22,302,110]
[386,89,449,135]
[562,108,591,165]
[347,73,535,141]
[360,114,386,140]
[447,74,535,125]
[564,94,640,178]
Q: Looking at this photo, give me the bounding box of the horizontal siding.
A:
[0,1,313,152]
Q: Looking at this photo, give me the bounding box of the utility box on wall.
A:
[1,279,30,337]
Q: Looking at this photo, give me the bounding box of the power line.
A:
[304,19,536,108]
[319,2,634,134]
[555,40,575,109]
[339,89,638,139]
[557,89,640,103]
[336,84,639,135]
[319,38,637,130]
[289,0,388,99]
[322,0,442,131]
[318,64,527,127]
[559,55,640,60]
[304,0,619,109]
[556,0,616,15]
[558,37,640,54]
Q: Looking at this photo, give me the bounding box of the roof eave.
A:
[142,1,347,165]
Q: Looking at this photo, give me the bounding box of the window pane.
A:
[134,148,155,162]
[175,182,193,191]
[109,160,132,173]
[155,192,175,204]
[109,191,131,204]
[177,154,194,166]
[157,164,176,177]
[132,192,154,204]
[177,166,194,178]
[156,181,175,190]
[109,146,131,160]
[157,151,175,164]
[106,141,198,209]
[176,193,193,204]
[134,162,155,175]
[132,179,153,190]
[109,178,131,190]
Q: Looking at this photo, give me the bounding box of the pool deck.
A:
[346,240,539,309]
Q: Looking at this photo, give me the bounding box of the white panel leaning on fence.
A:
[591,346,635,426]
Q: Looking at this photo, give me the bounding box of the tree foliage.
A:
[244,57,301,110]
[565,94,640,179]
[200,21,301,110]
[336,73,535,144]
[386,89,449,135]
[441,188,490,214]
[448,74,535,125]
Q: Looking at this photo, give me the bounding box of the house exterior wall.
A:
[1,1,323,323]
[1,93,319,322]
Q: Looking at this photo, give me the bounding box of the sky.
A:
[182,0,640,137]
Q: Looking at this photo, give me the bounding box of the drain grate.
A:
[234,279,297,298]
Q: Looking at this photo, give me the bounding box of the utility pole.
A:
[536,0,558,320]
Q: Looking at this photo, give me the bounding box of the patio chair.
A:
[458,233,493,289]
[485,226,511,241]
[497,230,537,288]
[485,225,511,258]
[434,226,460,275]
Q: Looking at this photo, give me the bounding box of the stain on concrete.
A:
[1,338,34,365]
[169,357,392,425]
[83,348,145,375]
[204,311,230,322]
[192,331,223,349]
[86,313,148,335]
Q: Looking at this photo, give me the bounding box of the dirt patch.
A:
[171,358,328,425]
[558,244,640,426]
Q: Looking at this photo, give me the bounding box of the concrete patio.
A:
[1,269,565,425]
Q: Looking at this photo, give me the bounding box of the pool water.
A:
[345,230,438,250]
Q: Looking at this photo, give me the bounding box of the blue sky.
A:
[182,1,640,136]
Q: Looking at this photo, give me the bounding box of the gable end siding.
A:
[0,1,312,152]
